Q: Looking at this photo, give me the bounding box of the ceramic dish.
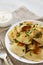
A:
[0,11,13,27]
[5,20,43,64]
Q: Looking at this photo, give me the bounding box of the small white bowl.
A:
[0,11,13,27]
[5,20,43,64]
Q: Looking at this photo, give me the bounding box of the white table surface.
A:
[0,0,43,17]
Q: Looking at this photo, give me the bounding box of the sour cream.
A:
[0,11,13,27]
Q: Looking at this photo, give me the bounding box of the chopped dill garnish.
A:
[19,23,23,26]
[17,32,20,37]
[34,32,42,38]
[14,39,18,43]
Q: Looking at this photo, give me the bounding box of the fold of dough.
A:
[16,32,31,44]
[29,27,43,45]
[8,27,17,42]
[24,48,43,62]
[10,43,25,56]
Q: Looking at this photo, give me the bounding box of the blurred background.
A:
[0,0,43,17]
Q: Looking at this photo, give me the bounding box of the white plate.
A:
[5,20,43,64]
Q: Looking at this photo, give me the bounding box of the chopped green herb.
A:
[25,32,29,36]
[17,33,20,37]
[34,32,42,38]
[29,31,32,34]
[19,23,23,26]
[25,30,30,36]
[32,27,36,31]
[33,28,36,30]
[25,27,36,36]
[33,25,35,28]
[14,39,18,43]
[33,24,38,28]
[25,29,34,36]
